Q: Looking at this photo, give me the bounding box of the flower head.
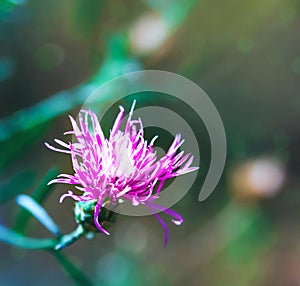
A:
[46,101,198,245]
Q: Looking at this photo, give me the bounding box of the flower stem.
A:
[55,224,86,251]
[51,250,93,286]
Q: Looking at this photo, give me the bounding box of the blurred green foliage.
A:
[0,170,35,203]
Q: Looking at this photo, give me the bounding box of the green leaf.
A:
[0,224,56,249]
[30,168,60,202]
[14,168,60,234]
[16,194,61,237]
[0,84,95,143]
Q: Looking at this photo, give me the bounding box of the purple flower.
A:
[46,101,198,245]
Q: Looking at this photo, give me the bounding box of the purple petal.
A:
[146,201,183,226]
[94,201,110,236]
[147,204,169,247]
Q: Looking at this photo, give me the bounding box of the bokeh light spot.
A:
[129,14,170,55]
[230,157,285,202]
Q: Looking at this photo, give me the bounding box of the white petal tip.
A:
[47,180,55,186]
[172,220,182,226]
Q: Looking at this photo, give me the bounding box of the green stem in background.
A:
[28,168,60,203]
[51,250,93,286]
[0,223,93,285]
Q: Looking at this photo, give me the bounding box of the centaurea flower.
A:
[46,101,198,245]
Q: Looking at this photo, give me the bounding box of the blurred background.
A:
[0,0,300,285]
